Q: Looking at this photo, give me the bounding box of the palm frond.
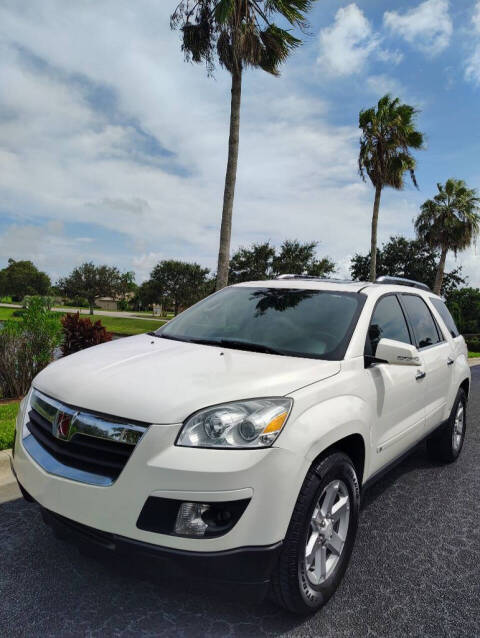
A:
[358,94,423,191]
[214,0,235,23]
[172,0,312,75]
[416,179,480,255]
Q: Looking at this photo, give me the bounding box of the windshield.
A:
[156,286,365,360]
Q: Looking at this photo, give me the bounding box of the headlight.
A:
[176,398,293,449]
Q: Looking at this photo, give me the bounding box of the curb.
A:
[468,359,480,367]
[0,449,14,487]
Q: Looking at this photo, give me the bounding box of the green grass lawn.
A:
[0,401,19,451]
[468,351,480,358]
[0,306,166,336]
[0,307,16,321]
[96,315,166,335]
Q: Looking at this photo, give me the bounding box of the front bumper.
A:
[38,501,282,588]
[13,405,309,555]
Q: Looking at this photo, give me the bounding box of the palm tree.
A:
[415,179,480,295]
[171,1,315,290]
[358,94,424,282]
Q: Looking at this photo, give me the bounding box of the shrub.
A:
[22,295,54,310]
[0,296,63,399]
[61,313,112,357]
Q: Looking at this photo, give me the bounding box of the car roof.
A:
[232,279,442,300]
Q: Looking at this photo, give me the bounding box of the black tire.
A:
[427,388,467,463]
[270,452,360,615]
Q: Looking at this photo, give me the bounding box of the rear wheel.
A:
[271,452,360,614]
[427,388,467,463]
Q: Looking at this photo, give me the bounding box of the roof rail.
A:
[375,276,431,292]
[275,275,356,284]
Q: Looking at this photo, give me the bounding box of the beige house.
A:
[95,297,118,311]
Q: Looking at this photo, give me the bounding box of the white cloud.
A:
[465,2,480,85]
[317,4,378,75]
[132,252,165,281]
[0,0,429,286]
[317,4,402,76]
[384,0,452,57]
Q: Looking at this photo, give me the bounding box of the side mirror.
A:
[375,338,421,366]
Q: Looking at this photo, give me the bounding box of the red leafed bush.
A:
[61,312,113,357]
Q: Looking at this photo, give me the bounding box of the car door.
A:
[364,294,426,474]
[399,294,453,432]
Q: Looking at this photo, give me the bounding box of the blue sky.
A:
[1,0,480,284]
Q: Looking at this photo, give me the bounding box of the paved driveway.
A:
[1,370,479,637]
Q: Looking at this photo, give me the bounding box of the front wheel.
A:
[270,452,360,614]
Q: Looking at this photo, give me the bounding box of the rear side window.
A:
[430,298,460,338]
[401,295,442,349]
[366,295,411,356]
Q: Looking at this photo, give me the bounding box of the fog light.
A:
[174,502,209,537]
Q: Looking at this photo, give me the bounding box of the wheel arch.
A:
[460,377,470,398]
[310,433,366,485]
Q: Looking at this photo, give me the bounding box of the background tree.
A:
[147,260,210,315]
[229,241,276,283]
[273,239,335,277]
[58,262,122,315]
[350,235,465,297]
[135,280,159,311]
[415,179,480,295]
[229,239,335,283]
[0,258,51,301]
[115,271,137,309]
[445,287,480,335]
[359,94,424,281]
[171,0,315,291]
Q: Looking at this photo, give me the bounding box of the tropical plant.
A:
[358,94,424,281]
[0,296,62,399]
[61,313,113,357]
[171,0,315,291]
[350,235,465,297]
[415,179,480,295]
[58,262,123,315]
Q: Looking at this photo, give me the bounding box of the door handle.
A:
[416,370,426,380]
[447,358,455,366]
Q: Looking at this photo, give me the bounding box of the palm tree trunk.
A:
[369,185,382,282]
[215,68,242,291]
[433,245,448,295]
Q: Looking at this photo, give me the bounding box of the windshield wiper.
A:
[189,337,286,356]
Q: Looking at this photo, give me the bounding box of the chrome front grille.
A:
[23,389,149,485]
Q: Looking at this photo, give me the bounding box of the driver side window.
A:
[366,295,412,356]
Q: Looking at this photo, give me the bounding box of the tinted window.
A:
[430,298,460,338]
[158,287,365,360]
[401,295,442,348]
[367,295,411,356]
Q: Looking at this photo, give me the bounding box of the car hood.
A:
[33,334,340,424]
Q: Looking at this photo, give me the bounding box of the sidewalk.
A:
[0,449,14,486]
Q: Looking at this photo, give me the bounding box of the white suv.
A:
[12,276,470,614]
